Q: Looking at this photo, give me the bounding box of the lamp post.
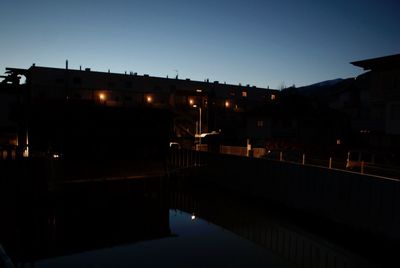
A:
[199,107,202,145]
[193,104,202,148]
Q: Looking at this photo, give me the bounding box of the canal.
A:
[0,174,396,267]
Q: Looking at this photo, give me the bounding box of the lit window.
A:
[257,120,264,127]
[336,139,341,145]
[242,91,247,97]
[99,93,106,101]
[271,94,276,100]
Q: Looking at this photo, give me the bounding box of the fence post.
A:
[361,161,364,174]
[170,148,172,167]
[191,150,194,167]
[170,148,173,167]
[329,157,332,169]
[179,149,182,168]
[246,139,251,157]
[174,148,176,167]
[174,148,181,168]
[186,149,189,168]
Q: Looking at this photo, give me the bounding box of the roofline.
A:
[351,53,400,70]
[24,65,275,91]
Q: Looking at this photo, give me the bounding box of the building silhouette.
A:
[328,54,400,155]
[0,64,278,159]
[2,55,398,163]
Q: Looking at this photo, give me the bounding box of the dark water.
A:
[0,176,390,267]
[27,210,293,268]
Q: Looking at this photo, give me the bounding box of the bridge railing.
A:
[169,146,400,180]
[168,147,207,170]
[168,147,400,240]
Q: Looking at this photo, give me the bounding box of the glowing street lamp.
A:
[146,95,153,103]
[192,104,202,147]
[225,100,230,108]
[99,93,106,101]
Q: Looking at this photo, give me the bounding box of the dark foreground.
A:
[0,174,398,268]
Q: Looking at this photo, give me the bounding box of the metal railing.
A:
[263,152,400,180]
[168,148,206,170]
[169,146,400,180]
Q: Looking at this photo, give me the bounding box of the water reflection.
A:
[0,178,171,267]
[168,210,294,268]
[170,190,373,268]
[0,176,384,267]
[16,209,292,268]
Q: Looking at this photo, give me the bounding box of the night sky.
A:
[1,0,399,88]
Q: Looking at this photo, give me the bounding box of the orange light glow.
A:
[271,94,276,100]
[146,96,153,103]
[225,100,230,108]
[99,93,106,101]
[189,98,194,105]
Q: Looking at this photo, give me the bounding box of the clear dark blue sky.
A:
[1,0,399,88]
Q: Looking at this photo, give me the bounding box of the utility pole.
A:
[199,107,202,145]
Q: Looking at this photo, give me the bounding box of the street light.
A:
[99,93,106,101]
[225,100,230,108]
[192,104,202,147]
[98,92,107,103]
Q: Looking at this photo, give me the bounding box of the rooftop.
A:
[351,54,400,71]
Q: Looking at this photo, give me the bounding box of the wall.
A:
[387,102,400,135]
[220,145,266,158]
[169,149,400,241]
